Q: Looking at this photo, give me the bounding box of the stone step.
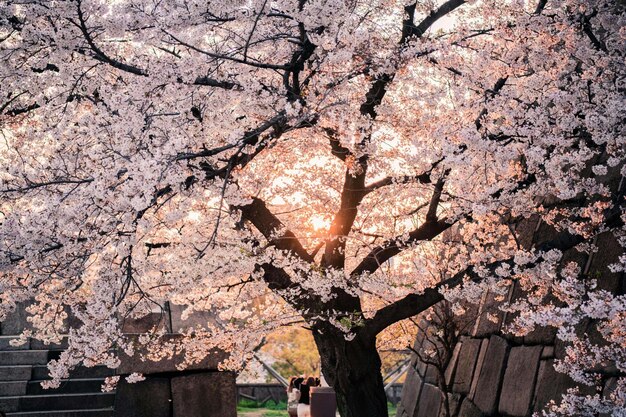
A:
[0,395,20,412]
[32,366,113,380]
[30,338,69,351]
[0,336,69,352]
[0,351,50,366]
[3,393,115,412]
[0,366,32,382]
[27,379,104,395]
[0,381,27,396]
[5,408,114,417]
[0,336,30,351]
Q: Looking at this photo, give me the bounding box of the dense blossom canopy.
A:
[1,0,625,415]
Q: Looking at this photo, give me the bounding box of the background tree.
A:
[1,1,625,416]
[261,326,321,380]
[410,302,476,417]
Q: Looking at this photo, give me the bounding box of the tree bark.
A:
[313,329,388,417]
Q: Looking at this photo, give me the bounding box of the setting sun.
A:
[310,214,331,231]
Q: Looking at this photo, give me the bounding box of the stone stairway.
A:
[0,335,115,417]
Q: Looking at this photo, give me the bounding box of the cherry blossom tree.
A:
[1,1,625,416]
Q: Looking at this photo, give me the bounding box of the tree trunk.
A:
[313,330,388,417]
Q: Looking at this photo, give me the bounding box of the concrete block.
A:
[541,346,555,359]
[533,359,595,414]
[32,365,114,380]
[0,365,32,381]
[169,304,216,333]
[603,377,618,397]
[401,367,423,417]
[523,325,557,345]
[415,356,427,378]
[458,398,485,417]
[0,336,30,350]
[20,392,115,411]
[115,377,171,417]
[514,216,540,249]
[415,383,441,417]
[0,350,49,365]
[452,338,481,395]
[413,323,429,351]
[172,372,236,417]
[121,312,168,334]
[533,221,561,249]
[600,378,619,417]
[0,381,27,396]
[31,336,69,350]
[472,291,507,337]
[0,397,20,412]
[117,334,227,374]
[1,302,30,335]
[554,338,568,359]
[468,339,489,400]
[439,393,462,417]
[588,232,624,293]
[473,335,509,415]
[424,364,439,385]
[27,378,105,395]
[498,345,542,416]
[444,342,462,386]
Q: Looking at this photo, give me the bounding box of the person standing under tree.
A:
[287,376,299,417]
[297,376,319,417]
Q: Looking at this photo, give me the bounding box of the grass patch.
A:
[260,411,288,417]
[238,399,397,417]
[237,399,288,414]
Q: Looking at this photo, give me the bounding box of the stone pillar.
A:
[116,335,236,417]
[172,372,237,417]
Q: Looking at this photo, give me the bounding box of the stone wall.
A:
[396,332,610,417]
[0,302,237,417]
[396,215,625,417]
[115,371,237,417]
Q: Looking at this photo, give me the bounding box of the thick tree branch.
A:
[362,231,586,337]
[321,0,468,267]
[193,76,241,90]
[403,0,466,39]
[164,30,290,71]
[74,0,147,76]
[322,155,368,269]
[325,128,352,161]
[363,174,430,195]
[351,178,450,277]
[176,113,287,161]
[581,11,608,53]
[360,202,626,338]
[237,197,314,263]
[350,218,453,278]
[363,158,443,195]
[426,178,445,222]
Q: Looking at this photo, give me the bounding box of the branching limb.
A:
[325,128,352,161]
[2,177,94,193]
[361,209,623,338]
[74,0,147,76]
[363,158,444,195]
[350,218,453,278]
[237,197,314,263]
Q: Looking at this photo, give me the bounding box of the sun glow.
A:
[310,214,331,231]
